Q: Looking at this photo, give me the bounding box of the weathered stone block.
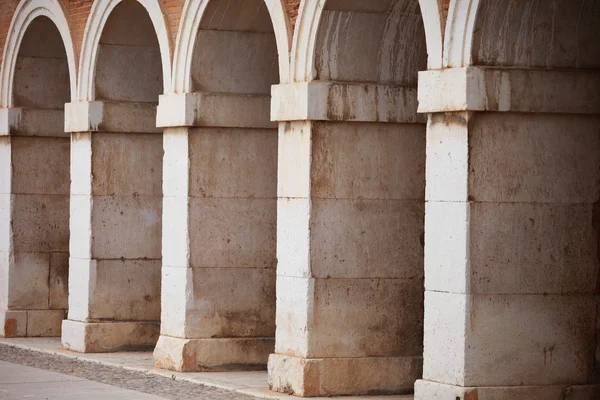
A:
[91,132,162,196]
[11,136,70,195]
[268,354,421,397]
[96,102,160,133]
[68,195,91,259]
[424,113,470,202]
[11,109,67,138]
[95,44,162,102]
[49,252,69,310]
[277,121,311,199]
[421,291,468,386]
[12,194,69,253]
[273,276,313,356]
[189,128,277,198]
[183,267,275,339]
[276,198,311,278]
[7,252,50,310]
[154,335,274,372]
[66,258,94,322]
[0,138,11,194]
[310,198,424,279]
[424,201,470,294]
[469,113,600,203]
[422,291,596,387]
[192,30,277,95]
[311,122,425,199]
[13,57,69,109]
[89,259,161,321]
[61,319,159,353]
[26,309,65,337]
[274,276,423,360]
[414,380,565,400]
[162,128,189,198]
[162,196,189,269]
[91,195,161,259]
[310,277,423,358]
[189,197,276,269]
[0,310,27,337]
[70,133,92,196]
[0,252,8,309]
[470,202,599,294]
[159,266,190,338]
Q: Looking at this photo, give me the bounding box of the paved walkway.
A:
[0,360,167,399]
[0,345,256,400]
[0,339,413,400]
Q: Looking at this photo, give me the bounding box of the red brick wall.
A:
[286,0,300,28]
[0,0,21,67]
[0,0,446,77]
[64,0,94,67]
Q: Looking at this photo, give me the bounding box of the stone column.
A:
[61,101,162,352]
[153,92,278,371]
[414,67,600,399]
[0,107,69,337]
[267,82,426,397]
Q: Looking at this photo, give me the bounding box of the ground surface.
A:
[0,344,257,400]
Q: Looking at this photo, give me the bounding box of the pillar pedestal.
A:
[268,354,421,397]
[154,335,273,372]
[61,319,159,352]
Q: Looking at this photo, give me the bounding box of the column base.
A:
[61,319,159,353]
[153,335,274,372]
[414,380,600,400]
[267,353,422,397]
[1,309,66,338]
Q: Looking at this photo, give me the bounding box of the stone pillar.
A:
[61,101,162,352]
[267,82,426,397]
[0,107,70,337]
[153,92,278,371]
[414,67,600,399]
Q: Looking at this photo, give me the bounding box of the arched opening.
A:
[63,0,163,352]
[2,16,71,337]
[154,0,279,372]
[92,0,163,344]
[269,0,427,396]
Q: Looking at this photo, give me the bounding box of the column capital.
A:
[64,101,103,133]
[271,81,423,123]
[0,107,22,136]
[418,66,600,115]
[156,93,196,128]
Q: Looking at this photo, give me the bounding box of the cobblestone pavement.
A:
[0,344,258,400]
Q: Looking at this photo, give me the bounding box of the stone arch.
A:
[444,0,600,68]
[61,0,166,352]
[171,0,292,93]
[416,0,600,397]
[290,0,444,81]
[153,0,288,373]
[0,1,73,338]
[76,0,172,101]
[0,0,77,107]
[269,0,441,396]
